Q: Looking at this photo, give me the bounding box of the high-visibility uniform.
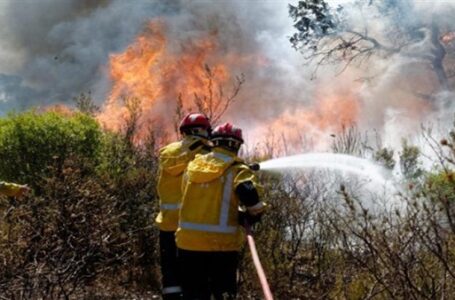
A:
[176,147,266,299]
[0,181,23,197]
[176,147,266,252]
[155,135,210,299]
[155,135,210,231]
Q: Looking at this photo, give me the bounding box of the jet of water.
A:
[259,153,393,186]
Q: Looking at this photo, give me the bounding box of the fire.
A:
[441,31,455,44]
[96,19,377,152]
[42,104,75,117]
[97,20,232,141]
[250,94,360,154]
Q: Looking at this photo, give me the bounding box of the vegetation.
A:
[0,110,159,298]
[0,107,454,299]
[0,111,102,190]
[0,2,453,299]
[289,0,455,92]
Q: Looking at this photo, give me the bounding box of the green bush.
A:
[427,171,455,202]
[0,110,161,297]
[0,111,102,189]
[1,109,455,298]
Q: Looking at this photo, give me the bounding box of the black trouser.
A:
[178,248,238,300]
[159,231,182,299]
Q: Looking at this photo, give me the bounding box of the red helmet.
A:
[179,113,211,132]
[211,122,243,143]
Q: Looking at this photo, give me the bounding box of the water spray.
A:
[246,153,394,300]
[258,153,393,186]
[244,152,399,299]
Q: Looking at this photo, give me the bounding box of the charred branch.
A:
[193,64,245,124]
[429,22,449,90]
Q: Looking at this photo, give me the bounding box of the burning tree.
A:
[289,0,455,93]
[99,21,245,142]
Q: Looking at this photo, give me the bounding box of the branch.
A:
[345,30,401,53]
[447,68,455,79]
[211,74,245,124]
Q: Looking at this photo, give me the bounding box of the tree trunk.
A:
[430,21,449,90]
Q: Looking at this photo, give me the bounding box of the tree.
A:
[173,64,245,136]
[73,92,100,116]
[289,0,455,92]
[192,64,245,125]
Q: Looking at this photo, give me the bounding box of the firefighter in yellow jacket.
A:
[177,123,267,300]
[0,181,30,198]
[156,113,212,300]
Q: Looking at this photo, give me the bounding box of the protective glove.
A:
[248,163,260,171]
[238,211,262,227]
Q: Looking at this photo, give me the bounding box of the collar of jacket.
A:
[182,134,206,145]
[211,147,243,164]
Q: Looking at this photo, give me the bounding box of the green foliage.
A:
[289,0,340,51]
[399,139,422,179]
[427,171,455,202]
[374,147,396,170]
[0,110,160,297]
[0,111,102,188]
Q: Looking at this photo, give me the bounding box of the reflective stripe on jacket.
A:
[155,136,209,231]
[0,181,22,197]
[176,148,261,251]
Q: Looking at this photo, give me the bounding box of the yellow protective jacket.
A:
[0,181,23,197]
[155,136,210,232]
[176,148,265,252]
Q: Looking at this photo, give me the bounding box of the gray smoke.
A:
[0,0,454,153]
[0,0,309,123]
[0,0,176,113]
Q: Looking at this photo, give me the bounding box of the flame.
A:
[250,94,360,154]
[97,20,232,140]
[42,104,75,117]
[98,18,435,153]
[97,19,364,150]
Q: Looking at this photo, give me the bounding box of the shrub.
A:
[0,110,160,297]
[0,111,102,190]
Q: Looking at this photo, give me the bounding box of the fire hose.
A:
[245,222,274,300]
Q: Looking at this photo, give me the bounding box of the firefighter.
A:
[177,122,267,300]
[0,181,30,198]
[156,113,212,300]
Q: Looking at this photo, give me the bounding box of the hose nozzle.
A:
[249,163,260,171]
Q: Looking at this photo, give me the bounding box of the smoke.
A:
[322,0,455,150]
[162,1,312,119]
[0,0,455,154]
[0,0,174,112]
